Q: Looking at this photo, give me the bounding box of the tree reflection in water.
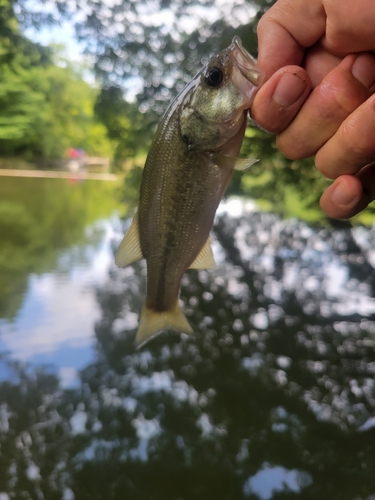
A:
[1,209,375,499]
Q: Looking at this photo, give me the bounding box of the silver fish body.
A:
[116,37,263,346]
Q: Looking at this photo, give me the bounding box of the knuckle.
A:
[341,117,375,161]
[276,133,307,160]
[257,1,290,35]
[324,4,351,53]
[256,15,267,35]
[317,80,362,119]
[256,11,278,36]
[324,29,347,54]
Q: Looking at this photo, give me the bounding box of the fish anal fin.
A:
[210,153,258,171]
[189,238,216,270]
[136,302,193,348]
[115,212,143,268]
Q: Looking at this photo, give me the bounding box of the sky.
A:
[23,0,258,61]
[25,22,85,60]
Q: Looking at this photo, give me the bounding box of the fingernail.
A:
[272,72,308,107]
[332,182,356,207]
[352,53,375,89]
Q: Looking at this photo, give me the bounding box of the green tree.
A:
[71,0,266,109]
[8,0,271,114]
[95,86,153,168]
[0,0,51,65]
[0,0,115,162]
[0,56,48,158]
[34,58,115,159]
[0,50,115,161]
[0,0,52,160]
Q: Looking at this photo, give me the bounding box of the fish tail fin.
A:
[135,302,193,348]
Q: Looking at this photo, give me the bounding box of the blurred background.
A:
[1,0,375,499]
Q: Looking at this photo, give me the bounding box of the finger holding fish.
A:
[251,66,312,134]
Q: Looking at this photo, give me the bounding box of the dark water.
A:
[0,179,375,499]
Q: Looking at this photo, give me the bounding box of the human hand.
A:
[251,0,375,219]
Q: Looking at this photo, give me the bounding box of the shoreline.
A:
[0,168,118,181]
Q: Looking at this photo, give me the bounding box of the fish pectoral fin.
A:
[115,212,143,268]
[189,238,216,270]
[136,302,194,348]
[210,153,258,171]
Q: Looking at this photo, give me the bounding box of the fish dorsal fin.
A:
[210,153,258,171]
[115,212,143,268]
[189,238,216,270]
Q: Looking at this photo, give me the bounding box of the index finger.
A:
[257,0,327,78]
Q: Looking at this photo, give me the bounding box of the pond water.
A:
[0,176,375,499]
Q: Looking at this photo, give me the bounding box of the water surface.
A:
[0,178,375,499]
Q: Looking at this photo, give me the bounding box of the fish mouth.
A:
[230,36,263,87]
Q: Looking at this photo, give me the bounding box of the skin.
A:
[251,0,375,219]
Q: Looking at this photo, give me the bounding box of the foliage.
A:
[0,0,51,66]
[71,0,268,111]
[95,86,153,168]
[0,49,115,160]
[235,127,331,222]
[7,0,274,116]
[0,57,47,156]
[0,0,117,162]
[0,1,52,159]
[35,58,115,159]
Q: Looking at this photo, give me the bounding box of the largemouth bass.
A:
[116,36,263,347]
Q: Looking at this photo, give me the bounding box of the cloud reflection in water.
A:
[1,201,375,498]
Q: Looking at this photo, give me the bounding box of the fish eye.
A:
[204,66,224,88]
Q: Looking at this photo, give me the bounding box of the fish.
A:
[116,36,263,347]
